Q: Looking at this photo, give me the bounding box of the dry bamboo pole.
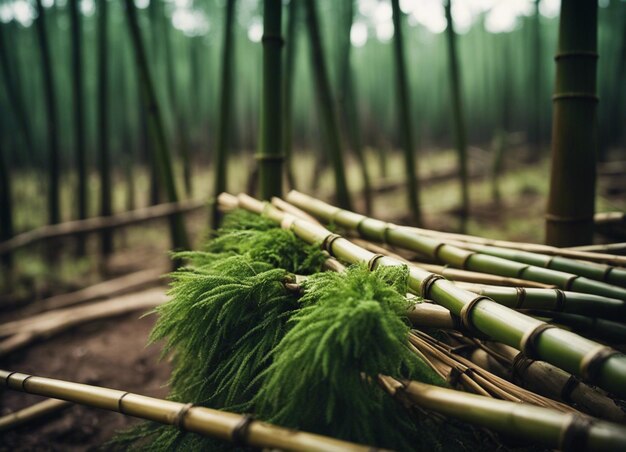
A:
[0,199,205,256]
[0,370,373,451]
[286,191,626,302]
[469,341,626,424]
[569,242,626,255]
[0,288,167,357]
[595,211,626,226]
[0,399,72,432]
[229,193,626,398]
[380,375,626,451]
[445,240,626,288]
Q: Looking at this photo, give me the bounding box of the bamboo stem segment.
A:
[0,370,371,452]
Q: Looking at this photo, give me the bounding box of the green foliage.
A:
[256,264,444,450]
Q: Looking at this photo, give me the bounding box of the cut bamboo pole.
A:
[229,193,626,398]
[469,341,626,424]
[286,191,626,303]
[446,241,626,288]
[569,242,626,255]
[381,375,626,451]
[0,200,204,256]
[0,370,372,451]
[0,288,167,357]
[0,399,72,432]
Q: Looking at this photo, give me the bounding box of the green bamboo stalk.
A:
[282,0,297,191]
[337,0,372,214]
[303,0,352,210]
[234,192,626,398]
[161,6,192,197]
[528,0,543,159]
[35,0,61,226]
[525,310,626,344]
[444,0,469,227]
[69,0,88,254]
[97,0,113,257]
[0,24,34,158]
[287,191,626,303]
[0,136,12,269]
[382,376,626,452]
[451,242,626,288]
[391,0,421,226]
[209,0,236,229]
[546,0,598,246]
[124,0,189,250]
[258,0,283,200]
[0,370,370,451]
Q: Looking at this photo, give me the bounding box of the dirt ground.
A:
[0,313,171,451]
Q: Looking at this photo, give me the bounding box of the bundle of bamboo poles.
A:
[212,191,626,450]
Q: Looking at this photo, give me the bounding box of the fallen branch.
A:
[0,399,72,432]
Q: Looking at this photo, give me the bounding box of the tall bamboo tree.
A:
[0,24,34,159]
[69,0,87,254]
[258,0,283,200]
[338,0,372,214]
[546,0,598,247]
[124,0,189,250]
[209,0,236,229]
[282,0,298,190]
[303,0,352,210]
[97,0,113,256]
[391,0,421,225]
[35,0,61,226]
[444,0,469,229]
[0,130,12,269]
[529,0,543,159]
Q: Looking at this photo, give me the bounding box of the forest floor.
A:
[1,146,625,450]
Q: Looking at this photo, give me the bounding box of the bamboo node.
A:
[262,34,284,46]
[552,92,599,102]
[459,296,489,336]
[254,154,284,162]
[560,375,581,403]
[231,414,255,446]
[563,275,579,291]
[553,289,566,312]
[545,213,594,223]
[118,392,130,414]
[460,251,476,270]
[173,403,194,431]
[515,287,527,309]
[560,415,593,452]
[511,352,533,385]
[321,233,342,253]
[419,273,444,299]
[579,346,620,385]
[368,254,385,271]
[519,323,557,360]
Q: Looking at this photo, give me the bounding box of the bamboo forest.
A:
[2,0,626,449]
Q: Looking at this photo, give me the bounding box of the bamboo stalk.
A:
[97,0,113,257]
[523,309,626,344]
[447,240,626,288]
[391,0,422,225]
[381,375,626,451]
[0,137,12,269]
[124,0,189,250]
[0,370,372,451]
[231,193,626,398]
[258,0,283,200]
[546,0,598,246]
[569,242,626,255]
[0,399,72,432]
[210,0,236,229]
[404,227,626,267]
[470,341,626,424]
[0,199,204,256]
[444,0,469,228]
[286,191,626,310]
[282,0,297,190]
[303,0,352,210]
[34,0,61,226]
